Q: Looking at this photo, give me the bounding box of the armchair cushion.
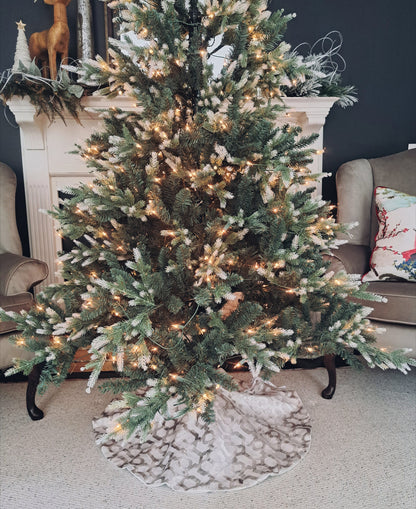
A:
[0,252,48,296]
[325,249,416,326]
[365,282,416,326]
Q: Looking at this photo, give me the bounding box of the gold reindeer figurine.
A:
[29,0,71,80]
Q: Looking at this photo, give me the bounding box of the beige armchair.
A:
[0,162,48,371]
[331,148,416,354]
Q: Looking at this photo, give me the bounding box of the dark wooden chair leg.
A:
[321,354,336,399]
[26,362,45,420]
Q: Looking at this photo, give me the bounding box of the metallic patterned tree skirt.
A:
[92,378,311,492]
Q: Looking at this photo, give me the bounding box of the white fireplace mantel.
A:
[8,95,337,290]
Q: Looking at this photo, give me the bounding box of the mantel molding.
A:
[8,94,336,290]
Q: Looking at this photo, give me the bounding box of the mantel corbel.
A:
[282,96,338,134]
[7,97,45,150]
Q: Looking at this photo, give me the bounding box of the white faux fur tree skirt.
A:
[92,379,311,492]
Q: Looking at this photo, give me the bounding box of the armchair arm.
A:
[325,243,370,276]
[0,252,48,295]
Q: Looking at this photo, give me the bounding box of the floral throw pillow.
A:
[362,187,416,282]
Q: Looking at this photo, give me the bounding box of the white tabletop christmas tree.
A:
[12,20,32,72]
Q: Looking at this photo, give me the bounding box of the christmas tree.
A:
[2,0,413,440]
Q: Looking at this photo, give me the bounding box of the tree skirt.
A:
[92,378,311,492]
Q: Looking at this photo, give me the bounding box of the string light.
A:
[113,423,123,433]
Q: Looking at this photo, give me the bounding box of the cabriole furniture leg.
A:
[26,362,45,420]
[321,354,336,399]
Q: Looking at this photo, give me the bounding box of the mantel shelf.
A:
[8,94,336,290]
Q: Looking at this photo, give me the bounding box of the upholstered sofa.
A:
[330,148,416,353]
[0,162,48,372]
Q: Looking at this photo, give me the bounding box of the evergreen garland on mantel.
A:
[0,62,84,123]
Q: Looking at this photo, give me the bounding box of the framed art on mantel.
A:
[104,5,114,61]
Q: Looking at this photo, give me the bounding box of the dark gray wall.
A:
[271,0,416,200]
[1,1,415,255]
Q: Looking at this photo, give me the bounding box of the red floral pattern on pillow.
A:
[362,187,416,282]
